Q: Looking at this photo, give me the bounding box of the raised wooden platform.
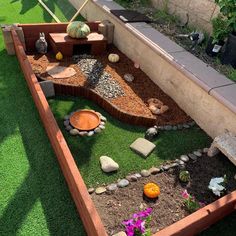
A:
[49,32,107,56]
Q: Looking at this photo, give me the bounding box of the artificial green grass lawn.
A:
[0,0,85,235]
[49,96,211,187]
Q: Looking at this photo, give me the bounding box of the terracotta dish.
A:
[70,110,100,131]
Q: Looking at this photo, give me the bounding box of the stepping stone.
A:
[117,179,129,188]
[130,138,156,157]
[95,187,106,195]
[208,132,236,166]
[46,65,76,79]
[100,156,119,173]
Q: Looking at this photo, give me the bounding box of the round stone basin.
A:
[70,110,101,131]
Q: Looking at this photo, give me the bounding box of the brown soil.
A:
[92,154,236,235]
[28,46,191,126]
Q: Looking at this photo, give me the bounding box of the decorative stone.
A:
[203,148,209,153]
[145,126,159,141]
[101,115,107,122]
[170,162,179,168]
[183,124,190,129]
[64,115,70,120]
[126,175,138,182]
[65,125,72,131]
[188,121,196,126]
[79,131,88,136]
[124,73,134,82]
[100,156,119,173]
[188,153,198,161]
[179,164,186,170]
[163,165,171,171]
[107,183,118,192]
[177,124,183,130]
[140,169,151,177]
[39,80,55,98]
[100,121,105,126]
[94,127,102,133]
[95,187,106,195]
[164,125,172,131]
[234,174,236,180]
[157,126,164,131]
[149,167,160,175]
[112,231,127,236]
[46,65,76,79]
[134,173,142,178]
[99,125,106,130]
[70,129,80,136]
[177,159,185,165]
[193,151,202,157]
[88,187,95,194]
[88,131,95,136]
[180,155,189,162]
[117,179,129,188]
[64,120,70,126]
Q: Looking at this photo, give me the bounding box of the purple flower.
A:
[123,219,134,226]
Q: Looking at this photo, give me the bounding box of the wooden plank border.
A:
[11,29,107,236]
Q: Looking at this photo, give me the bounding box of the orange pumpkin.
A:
[144,183,160,198]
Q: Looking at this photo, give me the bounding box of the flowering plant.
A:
[122,208,152,236]
[181,190,205,213]
[208,175,227,196]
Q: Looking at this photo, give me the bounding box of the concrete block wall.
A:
[151,0,220,33]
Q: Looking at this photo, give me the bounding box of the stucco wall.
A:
[151,0,219,33]
[68,0,236,138]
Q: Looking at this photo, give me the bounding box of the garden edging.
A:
[69,0,236,139]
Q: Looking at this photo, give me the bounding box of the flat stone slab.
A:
[39,80,55,98]
[130,138,156,157]
[208,132,236,166]
[46,65,76,79]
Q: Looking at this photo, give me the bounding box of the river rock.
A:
[101,115,107,122]
[64,120,70,126]
[94,127,102,133]
[141,169,151,177]
[180,155,189,162]
[79,131,88,136]
[126,175,138,182]
[124,73,134,82]
[88,187,95,194]
[149,167,160,175]
[164,125,172,131]
[203,148,209,153]
[88,131,95,136]
[177,124,183,130]
[188,153,197,161]
[99,125,105,130]
[112,231,127,236]
[107,183,118,192]
[64,115,70,120]
[117,179,129,188]
[70,129,80,136]
[65,125,72,131]
[95,187,106,195]
[100,156,119,173]
[134,173,142,178]
[183,124,190,129]
[193,151,202,157]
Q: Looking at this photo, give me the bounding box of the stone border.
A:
[68,0,236,139]
[64,110,107,136]
[89,147,206,195]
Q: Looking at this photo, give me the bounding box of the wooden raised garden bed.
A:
[10,23,236,236]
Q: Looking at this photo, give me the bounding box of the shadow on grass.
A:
[0,49,85,235]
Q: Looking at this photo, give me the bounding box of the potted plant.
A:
[215,0,236,67]
[205,15,228,57]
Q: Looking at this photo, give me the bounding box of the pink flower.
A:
[181,190,189,199]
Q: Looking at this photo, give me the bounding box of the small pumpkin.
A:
[108,53,119,63]
[179,170,190,183]
[55,51,63,60]
[144,183,160,198]
[67,21,90,39]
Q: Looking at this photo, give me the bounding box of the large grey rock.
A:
[208,132,236,166]
[39,80,55,98]
[100,156,119,173]
[130,138,156,157]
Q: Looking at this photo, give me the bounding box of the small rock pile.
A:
[76,55,125,99]
[64,110,107,137]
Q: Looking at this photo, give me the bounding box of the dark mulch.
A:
[27,45,191,125]
[92,153,236,235]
